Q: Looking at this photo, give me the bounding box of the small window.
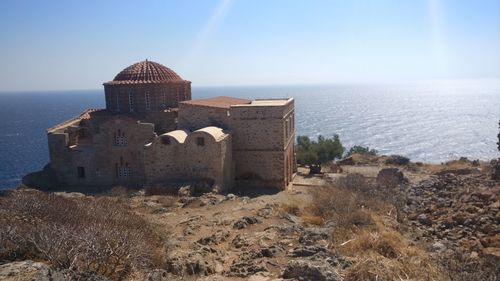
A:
[114,130,127,146]
[161,92,166,108]
[145,92,151,111]
[117,159,131,178]
[77,166,85,178]
[196,137,205,146]
[115,93,120,112]
[162,137,171,145]
[128,92,134,112]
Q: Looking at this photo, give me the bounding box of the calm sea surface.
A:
[1,79,499,188]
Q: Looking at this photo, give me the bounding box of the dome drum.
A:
[104,60,191,113]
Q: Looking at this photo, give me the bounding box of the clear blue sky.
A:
[0,0,499,91]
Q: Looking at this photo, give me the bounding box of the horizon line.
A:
[1,77,500,94]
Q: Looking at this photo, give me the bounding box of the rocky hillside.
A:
[1,155,498,281]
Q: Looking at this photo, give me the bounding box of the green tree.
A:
[296,135,344,173]
[346,145,378,157]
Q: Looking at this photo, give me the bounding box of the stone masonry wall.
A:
[48,115,156,187]
[229,99,295,190]
[144,130,233,191]
[178,103,231,131]
[104,81,191,113]
[140,110,178,134]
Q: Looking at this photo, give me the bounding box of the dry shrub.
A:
[0,190,163,280]
[343,237,447,281]
[309,180,448,281]
[309,184,382,244]
[310,184,384,225]
[341,230,401,259]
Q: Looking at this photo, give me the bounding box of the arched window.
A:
[116,156,131,178]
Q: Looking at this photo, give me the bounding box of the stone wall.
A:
[48,115,156,187]
[140,110,178,134]
[144,127,233,191]
[178,103,231,131]
[104,82,191,113]
[229,99,295,190]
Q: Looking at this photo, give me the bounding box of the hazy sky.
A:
[0,0,499,91]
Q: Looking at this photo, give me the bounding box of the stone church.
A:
[47,60,295,192]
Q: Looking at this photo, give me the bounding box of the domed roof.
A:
[105,60,184,85]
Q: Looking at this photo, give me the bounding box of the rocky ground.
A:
[1,155,499,280]
[128,185,352,281]
[403,170,499,268]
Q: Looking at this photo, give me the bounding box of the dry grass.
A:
[421,158,486,174]
[107,185,135,197]
[344,249,442,281]
[0,190,165,280]
[155,195,177,208]
[300,214,324,226]
[308,178,449,281]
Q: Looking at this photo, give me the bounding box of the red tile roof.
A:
[104,60,185,85]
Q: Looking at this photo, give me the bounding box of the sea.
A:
[1,79,499,189]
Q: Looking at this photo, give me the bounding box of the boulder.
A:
[177,185,194,197]
[165,248,223,276]
[0,261,109,281]
[385,155,410,165]
[260,245,284,258]
[257,204,273,218]
[197,230,230,245]
[227,249,268,277]
[233,216,260,229]
[231,234,252,249]
[282,260,341,281]
[291,245,328,257]
[376,168,407,188]
[298,228,331,245]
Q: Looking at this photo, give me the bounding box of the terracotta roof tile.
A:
[104,60,186,85]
